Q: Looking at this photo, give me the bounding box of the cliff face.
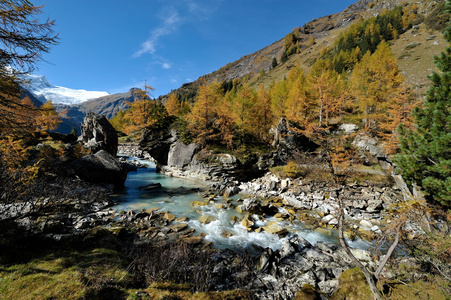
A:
[139,118,318,183]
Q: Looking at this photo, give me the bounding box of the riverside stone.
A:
[191,200,208,208]
[67,150,127,187]
[199,215,215,224]
[163,212,176,222]
[263,221,288,236]
[359,219,373,229]
[81,112,118,156]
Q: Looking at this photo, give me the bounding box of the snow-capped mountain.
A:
[22,74,109,105]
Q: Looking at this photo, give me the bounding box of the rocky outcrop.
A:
[81,112,118,156]
[139,127,176,165]
[68,150,127,187]
[139,119,318,184]
[252,236,373,298]
[140,127,266,182]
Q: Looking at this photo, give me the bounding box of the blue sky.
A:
[34,0,357,97]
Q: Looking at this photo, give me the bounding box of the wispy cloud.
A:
[133,9,181,58]
[184,0,222,20]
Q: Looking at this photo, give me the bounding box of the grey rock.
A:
[367,198,383,212]
[280,239,296,258]
[240,197,263,213]
[81,112,118,156]
[68,150,127,187]
[353,199,367,209]
[318,279,339,295]
[167,141,198,167]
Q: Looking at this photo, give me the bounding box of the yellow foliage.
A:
[284,161,303,178]
[35,100,61,132]
[350,41,404,131]
[0,135,40,185]
[165,92,180,116]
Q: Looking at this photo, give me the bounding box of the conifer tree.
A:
[350,41,403,131]
[122,85,168,135]
[396,4,451,206]
[35,100,61,132]
[0,1,58,133]
[254,84,273,141]
[270,78,289,120]
[285,66,312,126]
[271,57,278,69]
[307,60,345,129]
[187,81,222,145]
[215,94,236,148]
[232,83,257,139]
[165,92,180,116]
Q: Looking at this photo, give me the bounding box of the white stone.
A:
[359,219,373,228]
[339,123,358,133]
[350,248,372,262]
[281,179,291,189]
[322,214,335,224]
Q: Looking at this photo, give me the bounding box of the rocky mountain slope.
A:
[54,88,142,134]
[159,0,449,103]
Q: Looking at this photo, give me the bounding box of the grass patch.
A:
[143,285,255,300]
[384,277,450,300]
[347,172,393,186]
[41,139,66,150]
[424,1,450,31]
[0,248,132,300]
[332,267,373,300]
[269,161,306,179]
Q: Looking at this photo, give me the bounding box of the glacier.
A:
[22,74,109,105]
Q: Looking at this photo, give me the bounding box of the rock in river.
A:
[139,182,162,190]
[68,150,127,187]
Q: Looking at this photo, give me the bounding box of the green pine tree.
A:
[271,57,278,69]
[395,1,451,206]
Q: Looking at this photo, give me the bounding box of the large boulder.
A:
[139,127,176,166]
[167,141,198,167]
[68,150,127,187]
[81,112,118,156]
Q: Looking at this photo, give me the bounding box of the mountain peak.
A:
[21,74,109,105]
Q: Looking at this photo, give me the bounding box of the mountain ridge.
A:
[54,88,142,134]
[22,74,109,105]
[158,0,448,103]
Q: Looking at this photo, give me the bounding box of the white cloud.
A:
[162,63,171,69]
[184,0,222,20]
[133,9,181,58]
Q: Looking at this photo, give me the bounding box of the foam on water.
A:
[112,158,371,251]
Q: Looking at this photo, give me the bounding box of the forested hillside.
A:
[156,0,449,104]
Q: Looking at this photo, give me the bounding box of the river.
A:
[112,158,370,251]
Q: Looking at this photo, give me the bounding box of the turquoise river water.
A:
[112,158,370,251]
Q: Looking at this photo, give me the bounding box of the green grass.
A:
[0,248,132,300]
[0,244,255,300]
